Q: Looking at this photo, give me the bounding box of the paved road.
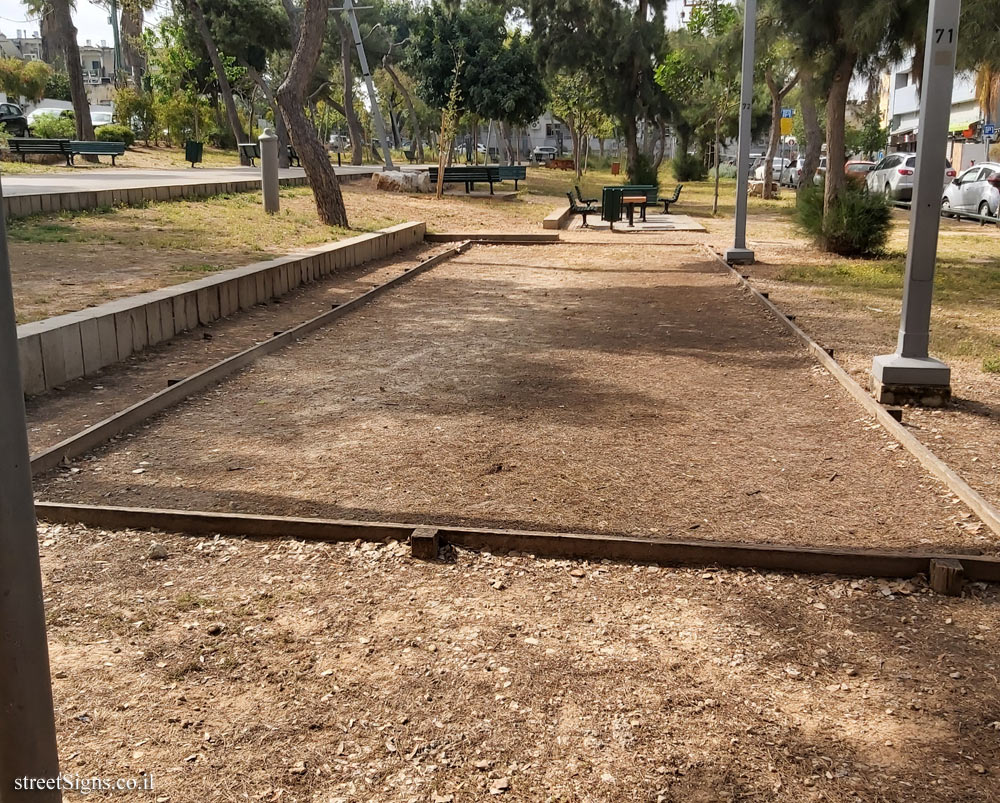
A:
[0,165,376,197]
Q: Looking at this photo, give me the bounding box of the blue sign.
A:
[985,123,996,138]
[781,108,795,118]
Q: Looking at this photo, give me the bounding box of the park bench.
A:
[427,166,495,194]
[6,137,73,166]
[239,142,302,167]
[601,185,657,229]
[497,164,527,189]
[565,191,598,227]
[575,185,598,205]
[404,146,417,163]
[659,183,683,213]
[69,141,126,165]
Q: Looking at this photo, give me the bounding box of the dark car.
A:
[0,102,29,137]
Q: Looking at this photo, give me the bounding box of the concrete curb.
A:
[542,205,571,230]
[425,232,559,244]
[17,221,425,396]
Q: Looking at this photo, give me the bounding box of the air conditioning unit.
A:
[530,120,540,130]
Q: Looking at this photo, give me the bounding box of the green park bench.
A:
[497,165,527,189]
[565,191,598,227]
[239,142,301,167]
[427,166,495,194]
[69,140,126,165]
[601,185,658,229]
[7,137,73,166]
[575,185,598,205]
[659,184,684,213]
[404,146,417,163]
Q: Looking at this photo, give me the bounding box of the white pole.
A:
[0,177,61,801]
[725,0,757,265]
[259,127,280,214]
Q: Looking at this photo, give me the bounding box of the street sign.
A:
[781,108,795,118]
[780,117,793,136]
[984,123,996,138]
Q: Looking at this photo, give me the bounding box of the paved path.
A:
[0,165,375,197]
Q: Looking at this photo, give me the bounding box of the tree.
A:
[0,58,52,102]
[50,0,95,141]
[756,11,798,199]
[550,71,606,177]
[120,0,151,85]
[43,69,72,101]
[276,0,348,227]
[526,0,668,181]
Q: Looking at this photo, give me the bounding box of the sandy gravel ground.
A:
[39,521,1000,803]
[34,243,992,555]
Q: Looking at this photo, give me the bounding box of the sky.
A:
[0,0,166,46]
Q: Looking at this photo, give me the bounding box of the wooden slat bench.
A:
[427,166,494,194]
[69,141,126,165]
[7,138,73,166]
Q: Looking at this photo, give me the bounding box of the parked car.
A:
[844,160,875,185]
[865,152,956,200]
[941,162,1000,219]
[90,109,114,129]
[780,156,827,187]
[532,145,557,162]
[751,156,790,181]
[0,102,29,137]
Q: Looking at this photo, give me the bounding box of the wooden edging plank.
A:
[702,244,1000,540]
[29,242,469,476]
[33,501,1000,583]
[424,233,560,244]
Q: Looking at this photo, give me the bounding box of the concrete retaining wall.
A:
[543,204,572,230]
[3,171,368,220]
[17,221,426,396]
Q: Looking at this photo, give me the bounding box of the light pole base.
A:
[871,353,951,407]
[725,247,755,265]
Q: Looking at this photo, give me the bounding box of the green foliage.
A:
[156,91,218,146]
[44,70,72,102]
[983,356,1000,373]
[672,152,708,182]
[845,105,888,158]
[30,113,76,139]
[629,152,659,187]
[796,181,891,257]
[113,86,157,143]
[0,57,52,102]
[97,124,136,148]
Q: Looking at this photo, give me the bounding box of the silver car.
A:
[941,162,1000,219]
[866,152,956,200]
[780,156,827,187]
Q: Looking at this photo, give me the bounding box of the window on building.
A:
[894,72,908,90]
[92,60,100,70]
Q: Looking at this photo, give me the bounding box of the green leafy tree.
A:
[549,71,609,177]
[0,57,52,102]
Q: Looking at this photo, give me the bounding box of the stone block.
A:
[17,334,45,396]
[79,317,103,374]
[146,300,164,345]
[39,328,67,387]
[197,286,220,325]
[410,527,440,560]
[129,306,148,353]
[113,310,132,360]
[97,314,118,366]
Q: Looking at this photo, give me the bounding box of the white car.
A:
[752,157,789,181]
[941,162,1000,218]
[866,152,956,200]
[781,156,827,187]
[532,146,557,162]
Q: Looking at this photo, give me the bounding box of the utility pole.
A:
[871,0,960,406]
[0,178,61,800]
[108,0,123,76]
[332,0,394,171]
[725,0,757,265]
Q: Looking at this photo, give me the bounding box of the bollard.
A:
[259,127,280,215]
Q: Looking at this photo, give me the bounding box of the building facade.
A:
[4,29,116,106]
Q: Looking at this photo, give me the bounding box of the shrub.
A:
[30,112,76,139]
[796,181,891,257]
[628,152,659,188]
[113,86,157,143]
[673,152,707,182]
[96,124,135,148]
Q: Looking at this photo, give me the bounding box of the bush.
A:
[628,152,659,188]
[796,181,891,257]
[96,124,135,148]
[672,152,707,182]
[30,113,76,139]
[113,86,157,144]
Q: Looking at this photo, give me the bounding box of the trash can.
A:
[611,161,621,175]
[185,140,203,167]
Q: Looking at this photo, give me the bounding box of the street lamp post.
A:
[725,0,757,265]
[871,0,961,406]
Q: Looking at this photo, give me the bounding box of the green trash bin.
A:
[185,140,203,167]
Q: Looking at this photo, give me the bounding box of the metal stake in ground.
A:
[259,127,280,214]
[0,179,60,798]
[871,0,960,406]
[725,0,757,266]
[334,0,395,171]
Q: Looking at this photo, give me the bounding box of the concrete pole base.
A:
[725,247,755,265]
[871,353,951,407]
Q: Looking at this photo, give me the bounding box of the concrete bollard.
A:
[259,127,280,215]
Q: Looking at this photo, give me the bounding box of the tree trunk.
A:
[824,51,856,216]
[713,114,721,215]
[763,69,799,200]
[383,59,423,162]
[247,64,291,168]
[187,0,248,160]
[624,115,639,179]
[652,118,667,170]
[335,14,364,166]
[51,0,94,143]
[799,68,822,188]
[277,0,348,228]
[120,2,145,86]
[40,10,60,68]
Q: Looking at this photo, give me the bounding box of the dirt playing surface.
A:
[40,521,1000,802]
[23,243,453,454]
[34,243,993,555]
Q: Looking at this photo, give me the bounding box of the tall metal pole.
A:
[0,179,61,800]
[725,0,757,265]
[109,0,123,75]
[341,0,394,171]
[871,0,959,405]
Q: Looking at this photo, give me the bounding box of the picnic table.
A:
[622,194,648,227]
